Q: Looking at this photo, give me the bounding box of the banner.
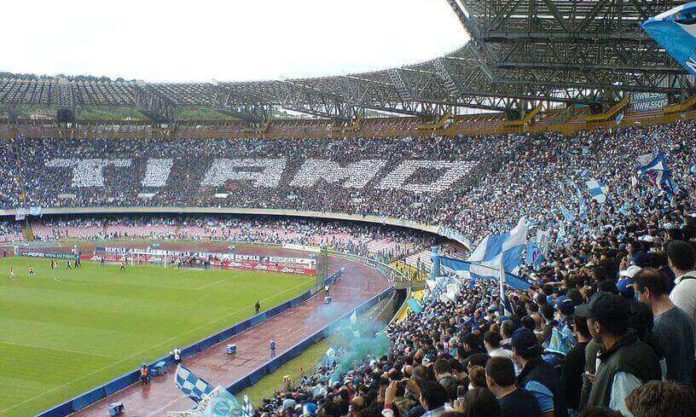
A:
[20,251,77,260]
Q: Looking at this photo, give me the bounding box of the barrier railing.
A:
[226,287,394,393]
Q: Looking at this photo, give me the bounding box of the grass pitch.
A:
[0,257,315,417]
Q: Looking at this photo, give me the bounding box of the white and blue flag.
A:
[175,365,215,403]
[635,152,680,195]
[642,3,696,76]
[453,217,531,289]
[586,179,609,204]
[168,385,243,417]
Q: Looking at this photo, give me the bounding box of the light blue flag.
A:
[441,218,531,289]
[560,205,576,222]
[407,298,423,314]
[586,179,609,204]
[642,4,696,76]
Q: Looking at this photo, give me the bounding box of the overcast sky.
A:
[1,0,468,82]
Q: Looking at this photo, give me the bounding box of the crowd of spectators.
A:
[1,121,695,248]
[3,120,696,416]
[232,120,696,417]
[25,215,437,263]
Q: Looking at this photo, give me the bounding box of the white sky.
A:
[0,0,468,82]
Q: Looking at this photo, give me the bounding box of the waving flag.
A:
[642,3,696,76]
[636,152,669,175]
[586,179,609,204]
[168,385,243,417]
[635,152,680,195]
[439,217,531,289]
[175,365,215,403]
[560,205,576,222]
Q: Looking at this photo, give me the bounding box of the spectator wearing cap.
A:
[625,380,696,417]
[633,268,695,386]
[485,357,541,417]
[617,266,641,301]
[561,304,591,417]
[585,293,661,416]
[667,240,696,322]
[512,328,568,417]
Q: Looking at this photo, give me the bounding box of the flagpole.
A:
[498,257,505,316]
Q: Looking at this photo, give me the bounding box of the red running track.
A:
[71,257,389,417]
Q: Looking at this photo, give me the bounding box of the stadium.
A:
[2,1,696,417]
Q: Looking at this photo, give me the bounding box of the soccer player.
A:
[120,261,126,271]
[66,260,72,270]
[28,266,34,276]
[9,267,15,280]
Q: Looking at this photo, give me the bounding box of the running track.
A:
[71,257,389,417]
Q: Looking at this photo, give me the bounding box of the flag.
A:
[535,229,551,254]
[406,298,423,314]
[586,179,609,204]
[242,395,254,417]
[636,152,669,175]
[455,217,531,289]
[560,205,576,222]
[168,385,243,417]
[642,4,696,76]
[175,365,215,403]
[635,152,680,195]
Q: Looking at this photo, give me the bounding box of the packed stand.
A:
[246,120,696,417]
[27,215,437,264]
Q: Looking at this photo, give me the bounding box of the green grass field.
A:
[0,257,315,417]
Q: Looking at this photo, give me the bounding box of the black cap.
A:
[574,303,591,319]
[511,328,540,355]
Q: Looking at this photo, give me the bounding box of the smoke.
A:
[329,317,391,380]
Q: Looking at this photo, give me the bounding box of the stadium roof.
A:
[0,0,693,124]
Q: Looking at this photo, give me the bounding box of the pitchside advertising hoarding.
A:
[92,247,317,275]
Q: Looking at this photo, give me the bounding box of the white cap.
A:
[620,265,642,278]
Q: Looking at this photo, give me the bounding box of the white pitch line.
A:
[0,340,115,359]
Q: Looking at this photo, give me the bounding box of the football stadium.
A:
[2,1,696,417]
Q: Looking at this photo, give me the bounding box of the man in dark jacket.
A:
[584,293,662,416]
[512,327,568,417]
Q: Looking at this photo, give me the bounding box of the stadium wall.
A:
[34,259,394,417]
[0,205,471,249]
